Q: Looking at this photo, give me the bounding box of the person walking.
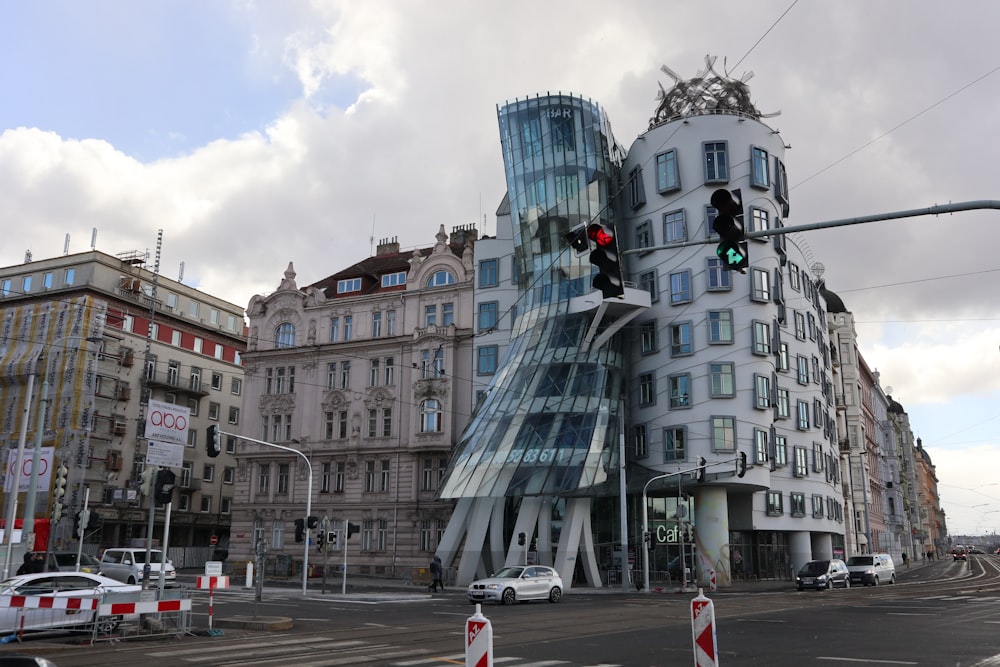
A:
[429,555,444,593]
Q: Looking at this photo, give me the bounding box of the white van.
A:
[846,553,896,586]
[99,547,176,586]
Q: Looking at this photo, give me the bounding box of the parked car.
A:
[98,548,176,586]
[467,565,563,605]
[0,571,140,634]
[846,554,896,586]
[27,551,102,574]
[0,653,59,666]
[795,559,851,591]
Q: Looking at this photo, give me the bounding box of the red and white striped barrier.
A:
[98,597,192,616]
[196,576,229,589]
[0,595,98,611]
[690,588,719,667]
[465,604,493,667]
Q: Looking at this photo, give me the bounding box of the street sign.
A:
[146,399,191,446]
[4,447,54,493]
[145,440,184,468]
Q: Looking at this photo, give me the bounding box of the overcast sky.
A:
[1,1,998,538]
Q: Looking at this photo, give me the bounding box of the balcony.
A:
[144,370,210,397]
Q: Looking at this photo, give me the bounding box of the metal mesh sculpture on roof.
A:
[650,55,779,128]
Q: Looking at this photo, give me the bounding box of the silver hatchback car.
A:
[467,565,563,605]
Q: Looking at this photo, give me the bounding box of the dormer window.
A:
[381,272,406,288]
[337,278,362,294]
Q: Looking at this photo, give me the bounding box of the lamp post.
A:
[225,431,312,595]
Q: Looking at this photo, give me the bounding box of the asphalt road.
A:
[4,555,1000,667]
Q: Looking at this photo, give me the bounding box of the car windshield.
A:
[492,567,525,578]
[846,556,873,566]
[799,561,830,576]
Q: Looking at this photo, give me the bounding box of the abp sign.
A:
[146,399,191,446]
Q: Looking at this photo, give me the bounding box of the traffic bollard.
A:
[691,588,719,667]
[466,603,493,667]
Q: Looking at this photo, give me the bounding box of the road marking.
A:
[816,657,917,664]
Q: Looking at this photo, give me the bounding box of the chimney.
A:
[450,223,479,248]
[376,236,400,256]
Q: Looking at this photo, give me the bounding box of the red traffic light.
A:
[586,223,615,247]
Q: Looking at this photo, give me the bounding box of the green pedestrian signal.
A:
[711,188,748,273]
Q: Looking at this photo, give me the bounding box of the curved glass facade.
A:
[439,94,627,500]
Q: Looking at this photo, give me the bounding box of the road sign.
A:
[145,440,184,468]
[4,447,54,493]
[691,590,719,667]
[146,399,191,445]
[210,534,218,546]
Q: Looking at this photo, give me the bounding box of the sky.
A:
[1,0,998,538]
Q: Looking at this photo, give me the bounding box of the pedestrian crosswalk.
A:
[144,636,623,667]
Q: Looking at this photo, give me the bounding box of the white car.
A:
[0,571,141,634]
[99,548,176,586]
[467,565,563,605]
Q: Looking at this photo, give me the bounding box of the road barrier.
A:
[690,588,719,667]
[466,603,493,667]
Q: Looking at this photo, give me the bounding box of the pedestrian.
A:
[902,552,909,569]
[429,555,444,593]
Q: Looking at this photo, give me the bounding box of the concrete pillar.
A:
[789,531,813,578]
[692,486,731,588]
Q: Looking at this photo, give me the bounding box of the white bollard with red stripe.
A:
[197,575,229,631]
[465,603,493,667]
[690,588,719,667]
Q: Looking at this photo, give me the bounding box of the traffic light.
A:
[711,188,748,272]
[737,451,748,478]
[206,425,222,458]
[307,516,318,529]
[154,469,176,505]
[139,466,156,496]
[327,531,339,550]
[316,531,325,551]
[565,222,625,299]
[51,501,64,523]
[517,532,526,546]
[346,522,360,539]
[294,518,305,543]
[697,457,707,483]
[52,464,68,520]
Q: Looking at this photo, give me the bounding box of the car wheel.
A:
[872,576,879,587]
[843,578,850,589]
[796,585,804,591]
[890,574,896,584]
[501,588,516,605]
[548,587,562,603]
[127,576,136,585]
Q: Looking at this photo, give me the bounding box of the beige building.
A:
[230,226,475,578]
[0,248,246,553]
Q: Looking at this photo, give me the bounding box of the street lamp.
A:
[230,432,313,596]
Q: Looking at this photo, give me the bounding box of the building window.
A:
[766,491,783,516]
[796,355,809,384]
[551,111,575,151]
[754,428,769,464]
[381,272,406,288]
[633,424,648,458]
[257,463,270,494]
[704,141,728,182]
[231,378,241,395]
[794,311,806,340]
[639,270,659,302]
[794,446,808,477]
[669,321,693,357]
[330,317,339,342]
[276,463,289,495]
[812,494,824,518]
[274,323,295,349]
[42,272,53,289]
[813,441,825,472]
[639,320,657,354]
[636,220,653,251]
[384,357,395,385]
[663,426,686,461]
[668,374,691,409]
[386,309,397,336]
[706,258,732,291]
[751,146,770,189]
[1,279,10,297]
[344,315,353,341]
[752,321,771,356]
[478,301,499,331]
[337,278,361,293]
[709,362,735,398]
[200,496,212,513]
[369,358,380,386]
[711,416,736,452]
[628,167,645,209]
[669,270,691,305]
[638,372,655,406]
[753,374,771,410]
[707,310,733,344]
[655,149,680,193]
[662,210,686,243]
[477,345,498,375]
[751,268,771,302]
[424,305,437,328]
[775,158,790,212]
[64,268,75,285]
[379,459,390,491]
[776,387,790,419]
[442,302,454,326]
[774,435,788,467]
[203,463,215,482]
[479,259,499,288]
[427,270,456,287]
[372,311,382,337]
[171,330,181,347]
[21,276,32,293]
[797,401,810,430]
[420,399,442,433]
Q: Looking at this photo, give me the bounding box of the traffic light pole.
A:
[622,200,1000,256]
[218,430,312,596]
[641,456,747,593]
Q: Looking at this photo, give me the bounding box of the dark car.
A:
[952,548,967,561]
[796,559,851,591]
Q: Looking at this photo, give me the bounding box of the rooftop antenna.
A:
[178,261,185,283]
[24,250,32,263]
[64,234,71,255]
[91,228,97,250]
[370,213,376,256]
